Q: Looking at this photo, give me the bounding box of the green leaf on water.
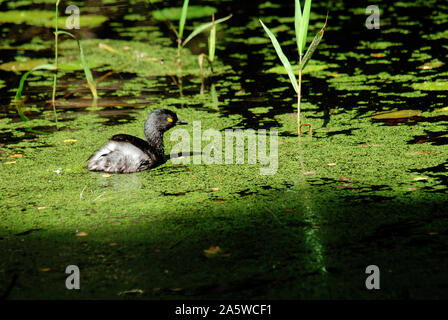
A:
[411,81,448,91]
[371,110,421,120]
[0,59,49,71]
[260,19,299,94]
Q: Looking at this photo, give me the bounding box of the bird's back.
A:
[87,134,158,173]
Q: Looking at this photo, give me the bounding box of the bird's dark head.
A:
[145,108,188,133]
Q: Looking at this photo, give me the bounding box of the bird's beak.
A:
[176,120,188,125]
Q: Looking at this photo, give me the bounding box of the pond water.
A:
[0,0,447,299]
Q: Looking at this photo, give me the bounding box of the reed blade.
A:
[56,30,97,99]
[14,64,56,102]
[178,0,189,38]
[298,0,312,54]
[208,17,216,62]
[260,19,299,94]
[300,13,328,71]
[182,14,232,47]
[294,0,302,55]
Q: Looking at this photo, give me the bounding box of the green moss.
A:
[151,6,216,21]
[412,81,448,91]
[0,10,108,28]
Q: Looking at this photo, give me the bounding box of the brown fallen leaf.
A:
[284,209,294,213]
[312,225,321,229]
[428,232,438,236]
[154,248,160,253]
[40,267,51,272]
[210,187,220,191]
[5,161,16,165]
[117,289,143,296]
[102,174,112,178]
[339,177,352,181]
[204,246,222,256]
[303,171,316,175]
[76,231,88,237]
[413,176,428,181]
[335,184,353,188]
[9,154,22,158]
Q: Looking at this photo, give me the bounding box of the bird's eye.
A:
[167,118,173,123]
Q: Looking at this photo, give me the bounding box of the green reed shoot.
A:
[14,0,97,123]
[260,0,327,138]
[171,0,231,86]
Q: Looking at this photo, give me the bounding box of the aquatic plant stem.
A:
[52,75,58,126]
[52,0,61,124]
[297,55,302,139]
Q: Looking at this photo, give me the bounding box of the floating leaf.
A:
[418,60,443,70]
[0,10,107,28]
[117,289,144,296]
[371,110,421,119]
[413,176,428,181]
[204,245,222,257]
[0,59,48,71]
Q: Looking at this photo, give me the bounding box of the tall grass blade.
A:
[300,14,328,71]
[260,20,299,94]
[56,30,98,99]
[208,16,216,62]
[294,0,302,55]
[298,0,312,54]
[182,14,232,47]
[14,64,57,102]
[178,0,189,38]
